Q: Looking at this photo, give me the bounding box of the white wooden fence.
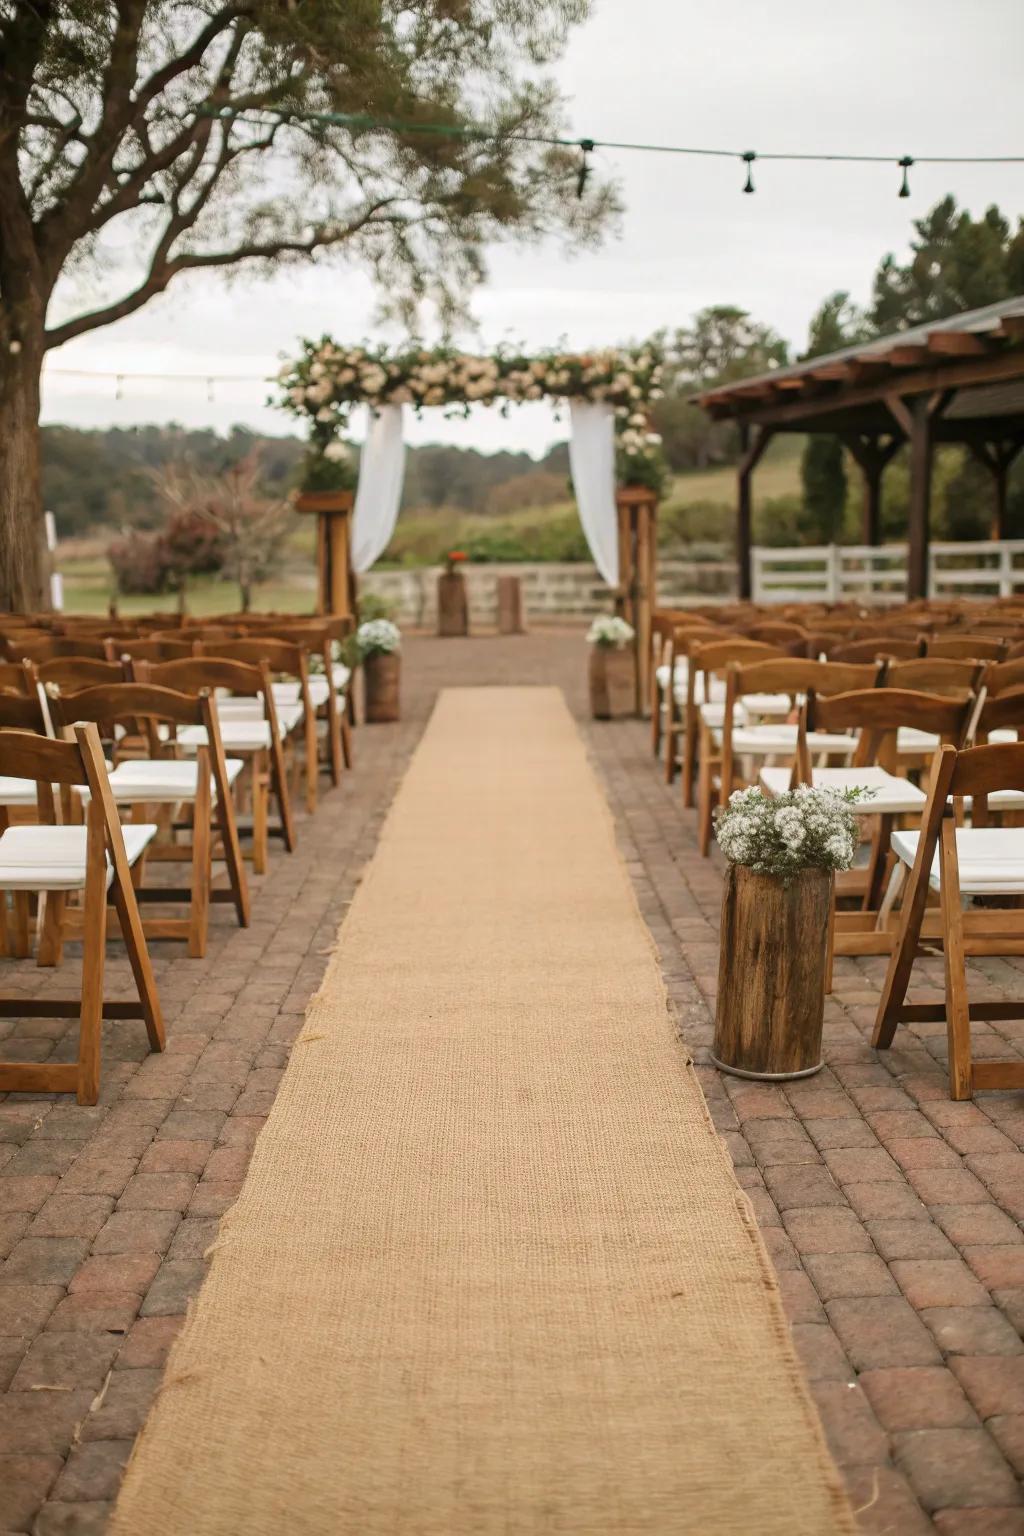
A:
[751,541,1024,605]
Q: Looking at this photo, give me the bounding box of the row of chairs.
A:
[0,612,358,1107]
[647,601,1024,1101]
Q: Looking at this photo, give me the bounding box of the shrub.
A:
[107,530,171,595]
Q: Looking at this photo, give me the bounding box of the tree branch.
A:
[43,198,403,349]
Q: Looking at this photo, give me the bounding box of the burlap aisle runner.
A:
[112,687,854,1535]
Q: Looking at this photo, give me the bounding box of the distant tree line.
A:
[43,195,1024,550]
[651,196,1024,540]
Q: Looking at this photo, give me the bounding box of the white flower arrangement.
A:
[587,615,635,649]
[278,339,665,478]
[356,619,401,658]
[715,785,873,884]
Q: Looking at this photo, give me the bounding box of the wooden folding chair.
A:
[15,636,110,664]
[196,637,319,813]
[698,658,881,857]
[680,638,781,809]
[0,723,164,1104]
[926,635,1008,662]
[108,637,196,663]
[825,636,924,664]
[792,688,976,976]
[874,740,1024,1099]
[48,683,250,957]
[137,657,295,868]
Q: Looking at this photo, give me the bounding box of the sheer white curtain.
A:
[568,401,619,587]
[351,404,406,574]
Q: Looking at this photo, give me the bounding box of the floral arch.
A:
[277,339,665,587]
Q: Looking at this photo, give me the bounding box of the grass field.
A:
[60,449,799,614]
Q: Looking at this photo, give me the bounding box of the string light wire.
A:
[204,104,1024,198]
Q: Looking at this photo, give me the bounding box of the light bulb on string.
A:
[741,151,756,194]
[898,156,913,198]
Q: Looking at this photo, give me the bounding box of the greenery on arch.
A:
[277,339,668,494]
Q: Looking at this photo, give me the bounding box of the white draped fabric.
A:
[568,401,619,587]
[350,397,620,586]
[351,404,406,575]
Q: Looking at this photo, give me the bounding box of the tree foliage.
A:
[798,292,871,542]
[871,195,1024,331]
[652,306,789,473]
[2,0,614,346]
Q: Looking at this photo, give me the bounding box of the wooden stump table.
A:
[712,864,831,1079]
[496,575,525,635]
[437,572,469,637]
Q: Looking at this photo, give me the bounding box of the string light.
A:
[204,104,1024,200]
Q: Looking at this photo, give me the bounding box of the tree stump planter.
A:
[363,652,400,723]
[496,575,525,635]
[712,864,832,1080]
[589,646,635,720]
[437,571,469,637]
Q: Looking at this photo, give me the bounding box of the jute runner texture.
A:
[112,687,854,1535]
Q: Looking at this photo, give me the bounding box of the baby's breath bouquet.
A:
[587,616,635,649]
[356,618,401,658]
[715,785,872,885]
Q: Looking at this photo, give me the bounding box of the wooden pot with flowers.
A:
[587,616,636,719]
[712,785,867,1080]
[438,551,470,637]
[357,618,402,723]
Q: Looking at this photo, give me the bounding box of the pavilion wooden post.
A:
[736,425,774,599]
[968,434,1024,539]
[842,432,902,546]
[886,392,951,600]
[294,491,356,618]
[614,486,658,715]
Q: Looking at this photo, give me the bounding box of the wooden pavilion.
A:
[695,296,1024,599]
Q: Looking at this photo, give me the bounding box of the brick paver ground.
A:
[2,629,1023,1534]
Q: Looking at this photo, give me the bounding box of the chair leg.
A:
[12,892,31,959]
[36,892,66,969]
[939,819,973,1100]
[269,730,297,853]
[252,754,269,876]
[324,694,342,785]
[304,713,318,814]
[682,714,697,809]
[77,806,109,1105]
[188,769,212,959]
[697,758,715,858]
[340,711,354,770]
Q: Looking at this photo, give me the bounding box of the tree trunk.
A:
[0,333,47,610]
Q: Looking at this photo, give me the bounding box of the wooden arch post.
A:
[295,490,355,618]
[615,485,658,715]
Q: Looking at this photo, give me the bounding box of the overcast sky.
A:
[40,0,1024,457]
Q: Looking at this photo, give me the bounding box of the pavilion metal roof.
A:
[695,295,1024,421]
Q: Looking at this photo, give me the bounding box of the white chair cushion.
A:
[892,826,1024,894]
[896,727,941,755]
[99,757,244,804]
[760,765,927,813]
[0,823,157,891]
[740,692,796,719]
[219,697,303,734]
[178,720,273,753]
[987,728,1019,745]
[715,724,855,756]
[0,775,40,808]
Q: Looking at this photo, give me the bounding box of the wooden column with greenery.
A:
[614,486,658,715]
[295,491,355,619]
